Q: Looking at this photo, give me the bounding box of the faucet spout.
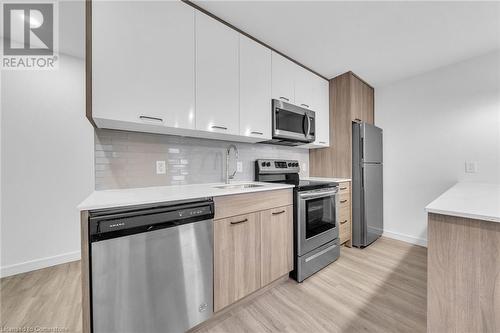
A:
[225,144,239,184]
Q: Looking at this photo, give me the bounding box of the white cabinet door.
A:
[271,52,295,104]
[314,78,330,147]
[240,35,272,140]
[196,12,239,135]
[92,1,195,130]
[300,75,330,149]
[294,67,314,110]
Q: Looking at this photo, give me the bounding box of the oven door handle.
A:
[299,189,338,200]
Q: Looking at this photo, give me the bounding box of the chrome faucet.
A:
[225,144,239,184]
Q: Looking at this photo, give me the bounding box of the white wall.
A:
[0,54,94,277]
[375,50,500,247]
[0,1,93,277]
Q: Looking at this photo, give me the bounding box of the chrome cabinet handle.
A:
[340,200,348,203]
[340,219,348,224]
[251,131,263,135]
[354,118,362,122]
[340,187,347,190]
[230,218,248,225]
[272,210,285,215]
[279,96,290,102]
[211,125,227,130]
[139,115,163,122]
[301,104,309,108]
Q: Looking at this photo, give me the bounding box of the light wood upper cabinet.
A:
[239,35,272,140]
[271,52,295,104]
[261,206,293,286]
[309,72,374,178]
[350,74,374,124]
[92,1,195,130]
[195,12,239,135]
[213,212,261,312]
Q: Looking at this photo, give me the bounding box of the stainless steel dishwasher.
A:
[89,199,214,333]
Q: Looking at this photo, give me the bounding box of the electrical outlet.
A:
[156,161,166,174]
[236,161,243,173]
[465,161,478,173]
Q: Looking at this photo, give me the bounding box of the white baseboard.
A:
[0,251,81,278]
[383,230,427,247]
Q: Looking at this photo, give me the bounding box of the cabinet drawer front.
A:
[214,212,261,311]
[339,209,350,225]
[339,220,350,243]
[214,189,293,220]
[338,182,350,193]
[339,192,350,206]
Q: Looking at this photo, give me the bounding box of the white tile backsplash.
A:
[95,129,309,190]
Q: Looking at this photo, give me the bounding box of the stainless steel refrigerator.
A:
[352,122,383,247]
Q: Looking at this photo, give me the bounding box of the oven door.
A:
[272,99,315,143]
[297,188,339,256]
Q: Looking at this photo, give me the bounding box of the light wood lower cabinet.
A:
[260,206,293,286]
[214,212,261,312]
[213,190,293,312]
[338,182,352,247]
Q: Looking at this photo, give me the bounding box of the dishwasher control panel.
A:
[89,199,214,242]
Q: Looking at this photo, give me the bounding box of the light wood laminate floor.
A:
[1,237,427,333]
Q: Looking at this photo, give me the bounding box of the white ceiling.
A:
[193,1,500,86]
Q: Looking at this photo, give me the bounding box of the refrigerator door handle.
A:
[361,137,364,161]
[361,166,364,188]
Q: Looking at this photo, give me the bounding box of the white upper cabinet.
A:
[271,52,295,104]
[239,35,272,141]
[294,67,314,110]
[195,12,239,135]
[313,77,330,147]
[299,75,330,148]
[92,1,195,130]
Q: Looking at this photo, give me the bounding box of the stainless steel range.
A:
[255,159,340,282]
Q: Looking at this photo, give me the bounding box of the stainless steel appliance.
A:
[89,199,214,333]
[264,99,315,146]
[255,159,340,282]
[352,122,384,247]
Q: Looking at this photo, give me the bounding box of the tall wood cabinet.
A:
[309,72,374,178]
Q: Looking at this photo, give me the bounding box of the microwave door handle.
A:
[303,114,311,137]
[306,115,311,137]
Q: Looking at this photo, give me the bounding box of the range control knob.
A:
[266,162,271,167]
[261,162,266,167]
[294,163,299,167]
[288,162,292,167]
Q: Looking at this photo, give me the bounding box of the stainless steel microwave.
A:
[264,99,315,146]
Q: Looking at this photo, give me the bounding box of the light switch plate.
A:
[156,160,166,174]
[465,161,478,173]
[236,161,243,173]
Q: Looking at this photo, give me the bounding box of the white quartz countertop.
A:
[303,176,352,183]
[78,181,294,211]
[425,182,500,223]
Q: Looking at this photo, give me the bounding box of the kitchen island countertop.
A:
[425,182,500,223]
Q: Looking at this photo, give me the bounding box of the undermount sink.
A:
[214,183,264,190]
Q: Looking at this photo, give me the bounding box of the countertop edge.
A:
[426,208,500,223]
[78,183,295,211]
